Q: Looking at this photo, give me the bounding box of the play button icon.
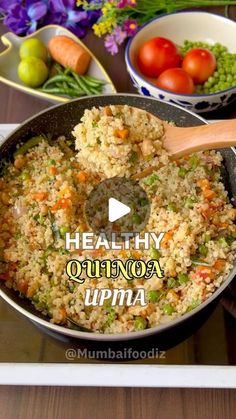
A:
[108,198,130,222]
[85,176,150,241]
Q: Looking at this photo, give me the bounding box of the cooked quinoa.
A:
[0,104,235,334]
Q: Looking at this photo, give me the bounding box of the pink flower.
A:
[117,0,136,9]
[104,34,118,55]
[123,19,138,36]
[113,26,127,45]
[104,26,127,55]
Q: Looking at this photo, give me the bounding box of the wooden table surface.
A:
[1,6,236,419]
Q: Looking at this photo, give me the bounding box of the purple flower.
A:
[123,19,138,36]
[113,26,127,45]
[104,26,127,55]
[0,0,16,15]
[46,0,94,37]
[104,34,118,55]
[4,1,48,35]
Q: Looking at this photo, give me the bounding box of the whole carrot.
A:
[48,35,91,75]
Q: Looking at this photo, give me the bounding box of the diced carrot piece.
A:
[49,166,58,176]
[203,189,216,199]
[114,129,129,139]
[17,280,28,294]
[32,192,48,201]
[161,230,174,248]
[79,223,88,232]
[77,171,88,182]
[119,250,128,258]
[51,198,71,212]
[218,223,229,229]
[60,307,67,319]
[197,179,210,189]
[104,106,113,116]
[213,259,226,271]
[195,266,214,280]
[90,249,105,257]
[131,250,141,259]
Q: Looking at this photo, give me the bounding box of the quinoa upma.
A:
[0,105,235,334]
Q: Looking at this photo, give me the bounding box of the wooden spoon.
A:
[162,118,236,158]
[111,105,236,158]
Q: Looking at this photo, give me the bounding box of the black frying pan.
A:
[0,94,235,343]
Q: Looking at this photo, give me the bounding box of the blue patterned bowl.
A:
[125,11,236,113]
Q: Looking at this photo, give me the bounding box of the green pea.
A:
[189,154,199,170]
[178,167,188,178]
[163,303,175,315]
[132,214,142,225]
[59,226,70,237]
[167,202,177,212]
[185,197,196,208]
[167,277,176,288]
[143,173,160,186]
[178,273,189,285]
[199,244,208,256]
[147,290,161,303]
[204,233,211,243]
[49,159,56,165]
[150,247,161,260]
[21,171,30,181]
[129,151,138,164]
[134,316,147,330]
[217,236,229,246]
[190,299,201,309]
[139,198,149,207]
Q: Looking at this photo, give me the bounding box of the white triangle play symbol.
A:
[108,197,131,223]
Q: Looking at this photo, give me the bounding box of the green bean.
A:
[83,74,106,85]
[88,86,103,95]
[82,75,106,87]
[43,75,75,89]
[64,68,71,76]
[72,72,91,95]
[40,87,84,97]
[54,63,64,74]
[14,135,45,157]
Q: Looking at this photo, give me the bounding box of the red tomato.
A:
[138,37,181,78]
[156,68,195,94]
[182,48,216,84]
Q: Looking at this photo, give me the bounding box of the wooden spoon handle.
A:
[164,119,236,158]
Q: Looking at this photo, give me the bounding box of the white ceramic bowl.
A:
[0,25,116,103]
[125,11,236,113]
